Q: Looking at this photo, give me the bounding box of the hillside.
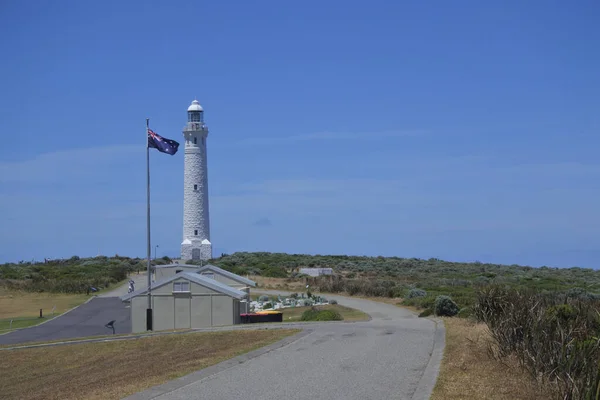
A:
[2,252,600,305]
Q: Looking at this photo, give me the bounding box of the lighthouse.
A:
[181,100,212,261]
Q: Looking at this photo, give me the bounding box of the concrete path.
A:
[126,291,445,400]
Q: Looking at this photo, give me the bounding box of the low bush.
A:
[434,295,459,317]
[418,308,433,318]
[407,288,427,298]
[300,307,343,321]
[457,307,472,319]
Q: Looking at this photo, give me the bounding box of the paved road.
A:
[0,297,131,345]
[100,273,150,298]
[127,291,444,400]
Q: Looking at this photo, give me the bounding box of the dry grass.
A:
[0,328,299,400]
[281,304,369,322]
[430,318,555,400]
[0,288,88,319]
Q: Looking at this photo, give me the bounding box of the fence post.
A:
[9,319,13,329]
[39,309,43,318]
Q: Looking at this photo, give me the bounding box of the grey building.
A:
[154,263,201,281]
[299,268,334,277]
[121,272,246,333]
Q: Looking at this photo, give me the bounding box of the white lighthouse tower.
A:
[181,100,212,261]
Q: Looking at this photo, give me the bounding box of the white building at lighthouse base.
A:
[181,238,212,262]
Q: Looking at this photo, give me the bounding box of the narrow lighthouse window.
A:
[193,137,197,144]
[194,230,198,236]
[194,184,198,191]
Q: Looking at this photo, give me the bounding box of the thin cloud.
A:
[235,130,426,146]
[252,217,273,227]
[0,144,140,183]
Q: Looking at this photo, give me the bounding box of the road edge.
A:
[122,328,313,400]
[411,317,446,400]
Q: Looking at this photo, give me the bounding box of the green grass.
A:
[0,317,50,333]
[281,304,368,322]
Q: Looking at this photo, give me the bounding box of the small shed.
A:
[121,272,246,333]
[299,268,333,277]
[154,263,200,280]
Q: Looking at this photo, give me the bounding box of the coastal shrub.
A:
[457,307,472,319]
[407,288,427,298]
[300,307,343,322]
[418,308,433,318]
[434,295,459,317]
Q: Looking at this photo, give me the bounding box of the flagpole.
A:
[146,118,153,331]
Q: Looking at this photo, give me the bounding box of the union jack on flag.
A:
[147,129,180,155]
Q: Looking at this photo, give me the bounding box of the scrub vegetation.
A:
[0,255,171,294]
[473,286,600,399]
[210,251,600,316]
[4,251,600,399]
[0,329,300,400]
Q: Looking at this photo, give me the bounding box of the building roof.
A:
[187,99,203,112]
[197,264,256,287]
[154,263,199,269]
[120,272,246,302]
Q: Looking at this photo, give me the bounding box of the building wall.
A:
[191,295,212,328]
[154,295,175,331]
[211,295,234,326]
[131,296,148,333]
[174,294,191,329]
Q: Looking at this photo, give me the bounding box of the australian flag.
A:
[148,129,179,155]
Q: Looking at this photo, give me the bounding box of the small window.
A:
[193,137,197,144]
[201,272,215,280]
[194,184,197,190]
[175,269,183,274]
[173,281,189,292]
[194,230,198,235]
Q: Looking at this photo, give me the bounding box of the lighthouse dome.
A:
[187,100,203,112]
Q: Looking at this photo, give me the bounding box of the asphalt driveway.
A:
[0,297,130,345]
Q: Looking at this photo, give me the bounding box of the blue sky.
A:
[1,1,599,267]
